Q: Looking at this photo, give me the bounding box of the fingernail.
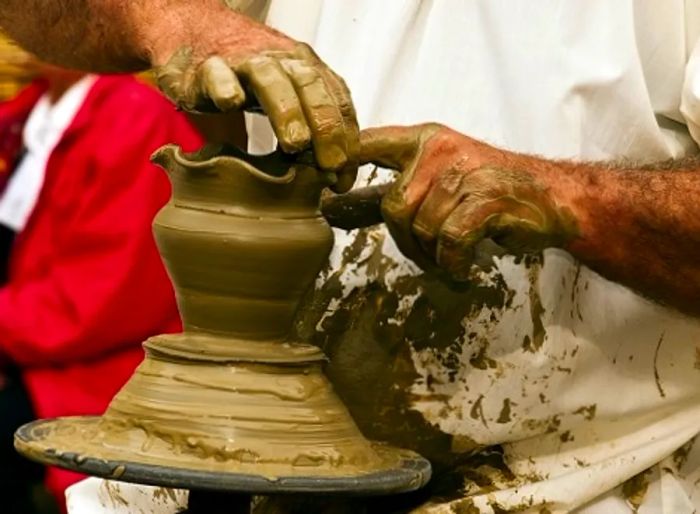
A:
[284,121,310,151]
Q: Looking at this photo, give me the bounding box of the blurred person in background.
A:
[0,45,203,513]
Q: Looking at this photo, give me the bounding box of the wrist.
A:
[537,160,600,254]
[142,9,189,67]
[505,155,589,251]
[459,136,588,253]
[145,1,295,67]
[143,1,227,67]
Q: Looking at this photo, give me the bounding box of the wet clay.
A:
[15,143,424,483]
[106,144,389,475]
[151,144,335,338]
[96,345,386,475]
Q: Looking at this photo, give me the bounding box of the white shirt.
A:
[68,2,700,513]
[0,75,95,231]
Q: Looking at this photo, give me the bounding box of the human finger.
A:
[290,44,359,191]
[237,56,311,153]
[155,47,200,110]
[381,177,437,273]
[411,167,468,255]
[199,56,246,111]
[436,198,508,280]
[317,67,360,192]
[283,60,349,172]
[359,126,425,170]
[382,196,440,274]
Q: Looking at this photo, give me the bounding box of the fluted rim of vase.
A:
[152,143,298,185]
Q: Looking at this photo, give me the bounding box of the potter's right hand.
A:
[359,124,577,280]
[153,11,358,192]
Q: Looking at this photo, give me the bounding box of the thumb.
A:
[359,125,429,170]
[155,47,199,111]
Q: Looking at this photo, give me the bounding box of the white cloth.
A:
[65,478,186,514]
[68,1,700,513]
[0,75,95,231]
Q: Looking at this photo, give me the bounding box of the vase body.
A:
[152,145,333,339]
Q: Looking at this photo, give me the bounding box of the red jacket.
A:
[0,76,203,500]
[0,80,47,188]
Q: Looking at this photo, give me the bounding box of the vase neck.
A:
[152,144,327,219]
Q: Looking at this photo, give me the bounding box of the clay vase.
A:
[150,144,333,339]
[14,145,430,494]
[96,144,391,475]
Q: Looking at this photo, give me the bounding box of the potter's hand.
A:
[359,124,577,279]
[0,1,357,190]
[155,16,358,192]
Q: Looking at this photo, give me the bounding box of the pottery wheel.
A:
[15,334,432,497]
[16,417,429,495]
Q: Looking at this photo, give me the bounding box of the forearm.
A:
[540,156,700,315]
[0,0,150,71]
[0,0,275,71]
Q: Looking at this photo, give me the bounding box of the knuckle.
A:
[275,102,302,119]
[418,122,446,139]
[329,70,350,90]
[315,112,346,131]
[422,122,445,132]
[439,225,463,249]
[380,194,409,223]
[294,42,316,58]
[435,167,466,194]
[412,219,436,242]
[202,55,226,72]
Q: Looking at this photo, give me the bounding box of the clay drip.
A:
[14,144,431,492]
[94,338,389,476]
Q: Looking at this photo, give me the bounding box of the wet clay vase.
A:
[152,144,333,339]
[14,144,430,496]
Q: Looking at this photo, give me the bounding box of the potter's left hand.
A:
[153,11,358,192]
[0,1,358,191]
[359,124,577,279]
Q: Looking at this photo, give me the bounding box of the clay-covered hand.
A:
[154,13,358,192]
[359,124,577,279]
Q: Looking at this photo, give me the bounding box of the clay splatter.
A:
[653,333,666,398]
[470,395,488,428]
[496,399,514,424]
[622,468,652,511]
[573,404,597,421]
[525,264,546,353]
